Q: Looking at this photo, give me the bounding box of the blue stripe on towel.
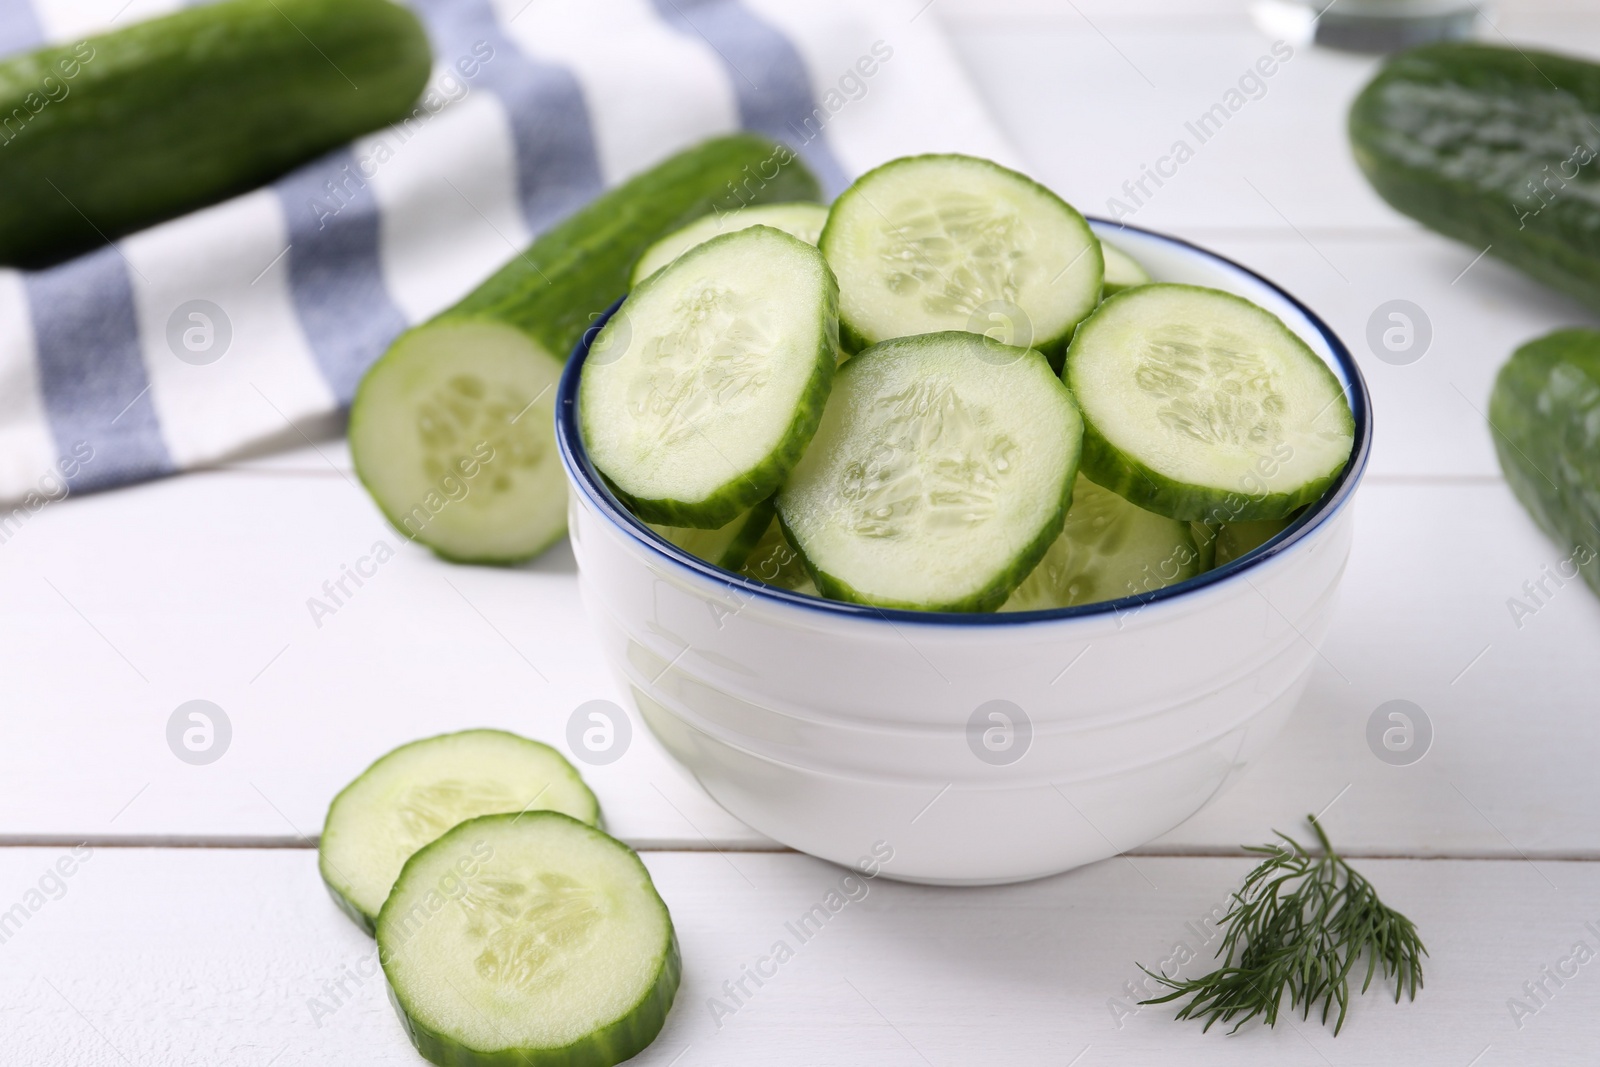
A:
[25,247,173,491]
[274,148,409,405]
[0,0,43,58]
[650,0,849,197]
[410,0,604,236]
[270,0,608,405]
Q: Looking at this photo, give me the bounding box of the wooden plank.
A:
[946,21,1394,232]
[944,14,1600,233]
[0,470,770,849]
[2,847,1595,1064]
[1156,480,1600,859]
[934,0,1592,17]
[4,471,1600,861]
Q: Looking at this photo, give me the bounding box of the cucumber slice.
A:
[820,154,1102,363]
[630,202,829,288]
[351,322,567,564]
[1001,475,1199,611]
[319,730,599,935]
[1189,513,1297,568]
[648,496,775,571]
[581,225,839,529]
[378,812,679,1067]
[1190,522,1219,572]
[1066,284,1354,522]
[738,516,817,593]
[778,331,1082,613]
[1100,240,1152,297]
[1215,517,1296,566]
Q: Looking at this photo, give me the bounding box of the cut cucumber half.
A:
[820,154,1102,364]
[351,322,566,564]
[630,202,829,288]
[1001,475,1199,611]
[379,812,678,1067]
[648,496,775,571]
[778,331,1082,613]
[1100,239,1152,297]
[738,516,817,594]
[1066,284,1355,522]
[350,134,820,564]
[1214,517,1295,566]
[319,730,599,934]
[581,225,839,528]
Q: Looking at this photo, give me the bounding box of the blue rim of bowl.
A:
[556,216,1372,627]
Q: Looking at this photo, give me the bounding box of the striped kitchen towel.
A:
[0,0,1019,506]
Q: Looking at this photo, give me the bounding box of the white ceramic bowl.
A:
[556,219,1372,885]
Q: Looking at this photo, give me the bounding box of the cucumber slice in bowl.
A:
[1002,475,1199,611]
[778,331,1082,612]
[319,730,599,934]
[351,323,566,564]
[738,516,818,594]
[648,497,775,571]
[582,225,839,529]
[630,202,829,287]
[1215,516,1296,566]
[1100,240,1152,297]
[1066,284,1355,522]
[378,812,679,1067]
[1190,521,1219,572]
[821,154,1102,364]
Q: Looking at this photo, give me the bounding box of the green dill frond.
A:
[1138,814,1427,1035]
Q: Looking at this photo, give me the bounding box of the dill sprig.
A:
[1139,814,1427,1035]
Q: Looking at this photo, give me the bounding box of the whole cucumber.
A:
[0,0,432,266]
[1489,329,1600,598]
[1350,43,1600,312]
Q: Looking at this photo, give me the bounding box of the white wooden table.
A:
[5,1,1600,1063]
